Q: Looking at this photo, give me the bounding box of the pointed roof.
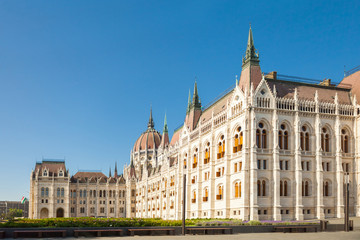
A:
[109,167,112,178]
[114,162,118,178]
[186,89,191,113]
[242,25,260,67]
[191,81,201,109]
[163,113,168,133]
[239,25,262,91]
[147,107,155,129]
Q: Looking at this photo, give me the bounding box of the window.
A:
[257,180,266,196]
[300,126,310,151]
[57,188,60,197]
[280,180,289,196]
[193,148,198,168]
[100,207,105,214]
[216,185,223,200]
[41,187,45,197]
[45,187,49,197]
[110,207,114,213]
[257,160,261,169]
[184,153,187,169]
[71,207,75,213]
[321,127,330,152]
[80,207,85,213]
[323,181,330,196]
[233,127,243,153]
[341,129,349,153]
[58,170,63,177]
[217,135,225,159]
[203,188,209,202]
[234,181,241,198]
[191,191,196,203]
[204,171,210,181]
[302,180,310,196]
[280,160,289,170]
[43,170,48,177]
[279,124,289,150]
[90,207,95,214]
[263,160,267,169]
[204,142,210,164]
[61,188,64,197]
[256,122,267,148]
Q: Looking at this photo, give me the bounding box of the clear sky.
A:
[0,0,359,200]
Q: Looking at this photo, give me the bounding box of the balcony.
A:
[191,199,196,203]
[203,197,208,202]
[216,194,223,200]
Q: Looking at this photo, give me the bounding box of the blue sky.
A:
[0,0,359,200]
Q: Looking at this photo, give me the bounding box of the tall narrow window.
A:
[41,187,45,197]
[217,135,225,159]
[341,129,349,153]
[279,124,289,150]
[204,142,210,164]
[257,122,267,148]
[57,188,60,197]
[262,180,266,196]
[321,128,330,152]
[257,180,261,196]
[233,127,243,153]
[300,126,310,151]
[45,188,49,197]
[235,182,239,198]
[61,188,64,197]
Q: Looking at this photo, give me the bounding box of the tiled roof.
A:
[34,160,67,177]
[73,171,106,179]
[266,79,351,104]
[339,70,360,100]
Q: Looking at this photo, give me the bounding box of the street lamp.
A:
[344,173,349,232]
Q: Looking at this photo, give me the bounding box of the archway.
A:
[56,208,64,218]
[40,208,49,219]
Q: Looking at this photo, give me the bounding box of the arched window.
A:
[257,180,266,196]
[80,190,83,198]
[43,170,48,177]
[280,180,289,196]
[203,188,209,202]
[302,180,310,196]
[279,124,289,150]
[257,122,267,148]
[217,185,223,200]
[192,191,196,203]
[61,188,64,197]
[41,187,45,197]
[99,190,102,198]
[193,148,198,168]
[321,127,330,152]
[103,190,106,197]
[217,135,225,159]
[341,129,349,153]
[184,153,187,169]
[57,188,60,197]
[233,127,243,153]
[204,142,210,164]
[300,126,310,151]
[45,188,49,197]
[323,181,330,196]
[234,181,241,198]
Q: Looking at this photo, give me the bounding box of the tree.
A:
[6,208,23,220]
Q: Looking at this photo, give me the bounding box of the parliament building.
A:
[30,27,360,221]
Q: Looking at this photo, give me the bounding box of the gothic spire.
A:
[114,162,118,178]
[147,107,155,129]
[109,167,112,178]
[191,81,201,109]
[242,25,259,67]
[186,89,191,113]
[163,113,168,133]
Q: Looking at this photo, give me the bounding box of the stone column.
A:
[335,99,345,218]
[249,109,259,220]
[272,109,281,220]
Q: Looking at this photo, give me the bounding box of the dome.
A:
[133,129,162,152]
[133,108,162,152]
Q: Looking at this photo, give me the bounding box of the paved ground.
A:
[6,217,360,240]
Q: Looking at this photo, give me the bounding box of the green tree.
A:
[6,209,23,220]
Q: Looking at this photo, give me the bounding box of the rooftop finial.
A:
[147,106,155,129]
[163,113,168,133]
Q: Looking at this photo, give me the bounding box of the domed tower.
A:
[130,108,163,180]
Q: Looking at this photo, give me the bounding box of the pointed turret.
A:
[186,89,191,113]
[109,167,112,178]
[191,81,201,109]
[161,113,170,148]
[239,25,262,92]
[147,107,155,130]
[114,162,118,178]
[184,81,202,131]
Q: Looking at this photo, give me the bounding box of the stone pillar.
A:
[249,110,258,220]
[272,109,281,220]
[315,94,325,219]
[294,92,304,220]
[335,113,345,218]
